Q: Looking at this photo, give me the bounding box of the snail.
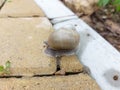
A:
[44,26,80,57]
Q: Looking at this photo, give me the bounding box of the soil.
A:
[81,5,120,51]
[62,0,120,52]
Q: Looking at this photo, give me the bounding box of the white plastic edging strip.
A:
[34,0,75,19]
[54,19,120,90]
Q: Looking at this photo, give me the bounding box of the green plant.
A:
[98,0,120,12]
[0,61,11,75]
[112,0,120,11]
[98,0,110,7]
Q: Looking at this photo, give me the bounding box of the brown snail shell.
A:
[47,28,80,50]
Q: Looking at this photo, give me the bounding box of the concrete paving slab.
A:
[60,55,83,73]
[0,17,56,76]
[0,74,101,90]
[0,0,45,17]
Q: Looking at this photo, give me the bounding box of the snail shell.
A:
[47,28,80,50]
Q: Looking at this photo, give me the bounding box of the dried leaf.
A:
[105,20,120,35]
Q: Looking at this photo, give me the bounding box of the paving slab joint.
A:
[0,75,22,78]
[0,16,45,18]
[0,0,6,10]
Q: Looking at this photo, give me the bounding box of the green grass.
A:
[98,0,120,12]
[0,61,11,75]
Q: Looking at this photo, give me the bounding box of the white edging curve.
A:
[34,0,74,19]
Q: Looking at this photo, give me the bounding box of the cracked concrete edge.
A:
[0,73,101,90]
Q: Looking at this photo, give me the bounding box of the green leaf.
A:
[116,5,120,11]
[112,0,120,5]
[0,66,4,72]
[98,0,110,7]
[112,0,120,12]
[5,61,11,70]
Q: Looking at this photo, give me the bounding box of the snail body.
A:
[47,28,80,50]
